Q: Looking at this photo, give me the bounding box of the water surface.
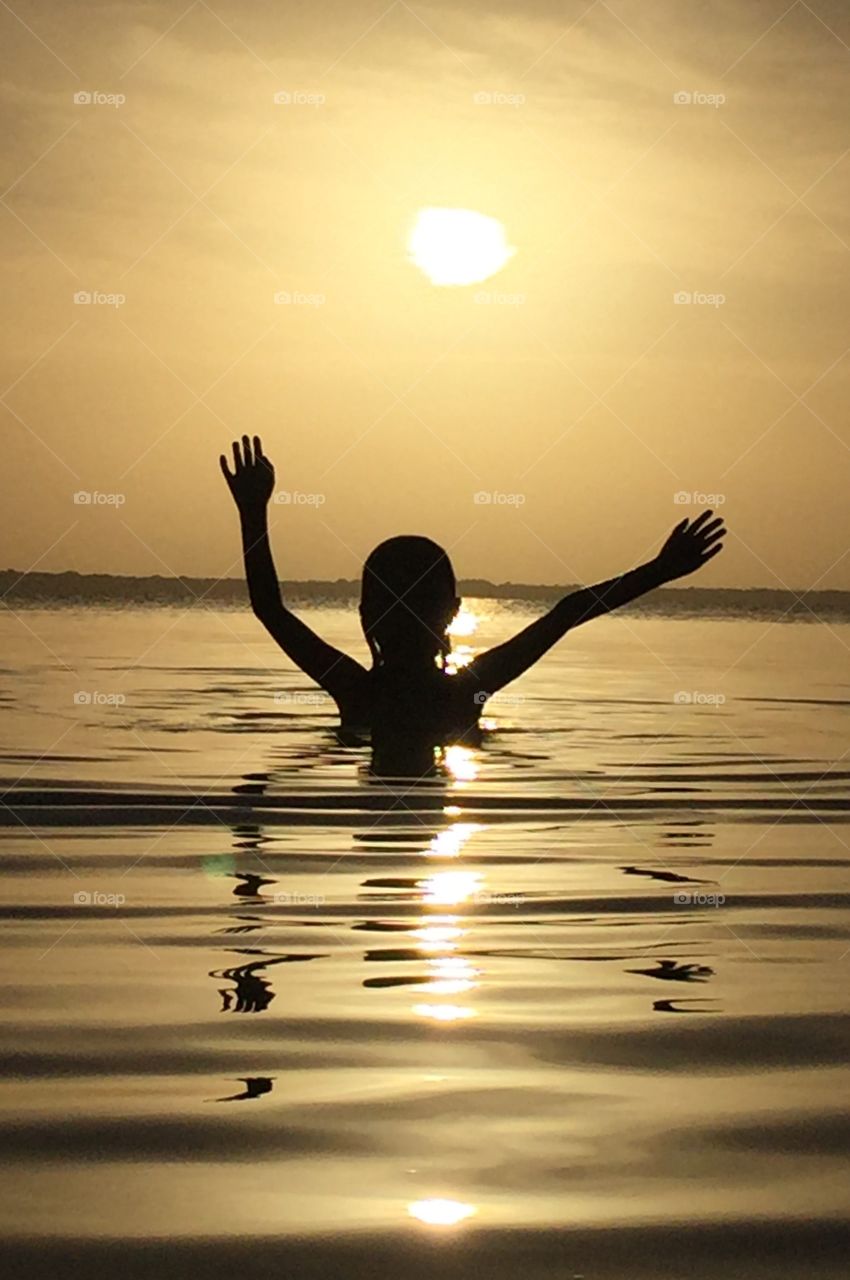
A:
[2,603,849,1278]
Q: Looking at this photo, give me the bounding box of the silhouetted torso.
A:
[341,666,484,775]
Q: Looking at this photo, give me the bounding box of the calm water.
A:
[1,602,849,1279]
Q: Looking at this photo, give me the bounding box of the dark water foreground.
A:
[2,787,850,1280]
[1,609,849,1277]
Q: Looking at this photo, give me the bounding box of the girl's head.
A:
[360,535,460,668]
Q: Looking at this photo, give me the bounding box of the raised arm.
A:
[220,436,368,711]
[468,510,726,696]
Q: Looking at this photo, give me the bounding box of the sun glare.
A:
[448,608,479,637]
[411,1003,476,1022]
[408,1199,478,1226]
[420,870,482,905]
[408,207,514,286]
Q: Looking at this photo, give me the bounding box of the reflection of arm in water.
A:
[221,436,368,711]
[469,511,726,695]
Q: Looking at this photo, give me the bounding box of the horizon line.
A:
[1,568,847,597]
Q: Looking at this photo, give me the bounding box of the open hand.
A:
[220,436,275,514]
[656,509,726,582]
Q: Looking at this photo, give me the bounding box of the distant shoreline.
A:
[1,569,848,620]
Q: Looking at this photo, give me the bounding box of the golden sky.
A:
[2,0,849,589]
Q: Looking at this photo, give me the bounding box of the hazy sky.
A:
[2,0,849,589]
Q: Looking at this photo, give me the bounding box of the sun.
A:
[408,207,515,286]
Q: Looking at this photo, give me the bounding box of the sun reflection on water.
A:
[448,608,479,638]
[445,606,479,674]
[426,822,480,858]
[411,1003,476,1022]
[402,816,486,1025]
[420,870,482,905]
[422,955,478,995]
[410,919,462,950]
[441,745,478,782]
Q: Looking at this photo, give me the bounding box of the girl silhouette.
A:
[221,436,726,774]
